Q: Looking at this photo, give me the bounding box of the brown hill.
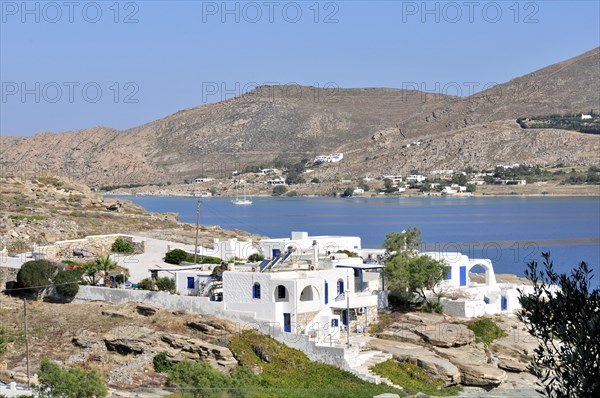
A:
[1,48,598,187]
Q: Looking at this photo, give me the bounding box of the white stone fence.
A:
[34,234,145,261]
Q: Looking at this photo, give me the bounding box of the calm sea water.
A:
[113,195,600,285]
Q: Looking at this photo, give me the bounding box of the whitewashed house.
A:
[221,247,386,343]
[422,251,534,318]
[258,231,361,259]
[184,237,257,262]
[406,175,426,183]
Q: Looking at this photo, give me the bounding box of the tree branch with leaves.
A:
[518,252,599,397]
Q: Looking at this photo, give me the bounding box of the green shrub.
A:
[164,248,188,265]
[17,260,57,299]
[54,269,83,299]
[371,359,462,396]
[248,253,265,262]
[467,317,507,346]
[421,301,444,314]
[155,277,176,293]
[185,254,222,264]
[153,352,173,373]
[272,185,287,196]
[137,278,153,290]
[34,357,108,398]
[111,237,134,254]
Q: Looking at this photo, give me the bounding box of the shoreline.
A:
[104,191,600,198]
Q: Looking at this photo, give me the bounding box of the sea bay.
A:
[113,195,600,285]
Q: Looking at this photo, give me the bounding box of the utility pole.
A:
[346,270,350,348]
[23,299,30,390]
[193,197,200,264]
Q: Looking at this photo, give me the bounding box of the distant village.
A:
[186,154,558,198]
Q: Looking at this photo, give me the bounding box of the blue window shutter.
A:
[187,277,195,289]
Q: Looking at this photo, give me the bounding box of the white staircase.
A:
[347,350,403,390]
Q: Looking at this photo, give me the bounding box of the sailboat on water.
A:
[232,181,252,205]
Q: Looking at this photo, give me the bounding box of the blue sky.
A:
[1,0,599,136]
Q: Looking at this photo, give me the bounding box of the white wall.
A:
[174,271,212,296]
[259,232,361,259]
[190,238,256,261]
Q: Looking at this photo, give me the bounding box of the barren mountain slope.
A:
[1,48,598,187]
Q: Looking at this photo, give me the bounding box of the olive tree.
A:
[34,358,107,398]
[383,228,449,312]
[16,260,57,299]
[518,253,600,397]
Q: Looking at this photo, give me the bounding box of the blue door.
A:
[283,313,291,333]
[459,266,467,286]
[324,281,329,304]
[501,296,508,311]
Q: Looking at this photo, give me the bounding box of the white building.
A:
[194,177,214,183]
[422,251,535,318]
[183,237,257,262]
[221,252,386,341]
[266,178,286,185]
[314,153,344,163]
[406,175,426,183]
[353,187,365,195]
[581,114,592,120]
[258,231,361,260]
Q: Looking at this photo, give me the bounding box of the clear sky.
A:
[1,0,599,136]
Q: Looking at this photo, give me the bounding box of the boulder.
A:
[136,305,158,317]
[160,333,237,372]
[413,322,474,348]
[434,345,507,386]
[103,326,157,355]
[72,330,99,349]
[368,339,461,386]
[252,344,274,364]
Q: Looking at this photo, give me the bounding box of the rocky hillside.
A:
[0,176,261,254]
[1,48,598,187]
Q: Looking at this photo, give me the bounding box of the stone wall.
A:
[36,234,145,261]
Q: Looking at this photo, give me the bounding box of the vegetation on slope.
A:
[466,317,507,346]
[517,113,600,134]
[158,330,401,398]
[370,359,462,396]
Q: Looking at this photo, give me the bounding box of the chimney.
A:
[312,240,319,269]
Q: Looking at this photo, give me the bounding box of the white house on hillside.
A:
[422,251,534,318]
[221,251,386,342]
[259,231,361,259]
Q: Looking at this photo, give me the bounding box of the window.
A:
[324,281,329,304]
[187,277,195,289]
[331,319,339,327]
[277,285,286,299]
[337,279,344,295]
[253,283,261,299]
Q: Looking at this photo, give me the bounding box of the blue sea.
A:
[113,195,600,287]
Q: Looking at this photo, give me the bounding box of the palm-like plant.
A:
[94,255,118,288]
